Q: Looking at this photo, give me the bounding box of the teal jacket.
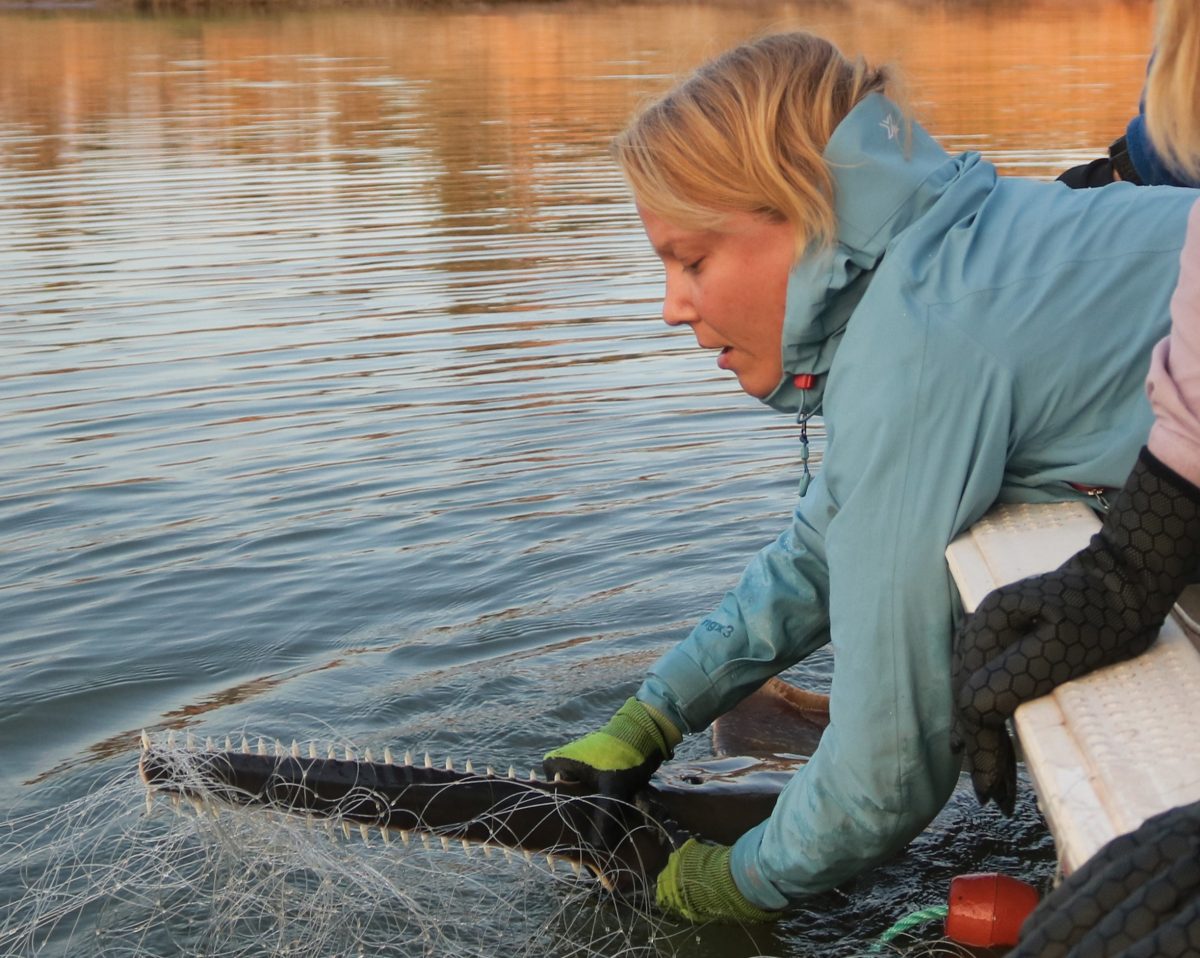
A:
[637,94,1197,909]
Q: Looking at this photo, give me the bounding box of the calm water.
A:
[0,1,1154,954]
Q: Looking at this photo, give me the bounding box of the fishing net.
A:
[0,732,1054,957]
[0,733,689,958]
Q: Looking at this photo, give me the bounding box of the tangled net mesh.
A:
[0,733,1050,957]
[0,734,690,958]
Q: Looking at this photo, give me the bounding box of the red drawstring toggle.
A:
[793,374,815,390]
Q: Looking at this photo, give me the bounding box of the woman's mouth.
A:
[717,346,732,369]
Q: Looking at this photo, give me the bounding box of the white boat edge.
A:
[946,500,1200,874]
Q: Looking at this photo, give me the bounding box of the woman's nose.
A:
[662,274,696,327]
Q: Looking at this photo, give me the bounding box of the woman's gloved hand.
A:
[543,697,681,799]
[1009,799,1200,957]
[656,838,780,924]
[953,448,1200,815]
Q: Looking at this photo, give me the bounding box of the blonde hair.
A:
[612,33,895,252]
[1146,0,1200,181]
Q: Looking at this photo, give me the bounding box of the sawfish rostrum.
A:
[139,679,829,893]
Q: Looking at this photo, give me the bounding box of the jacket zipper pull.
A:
[795,374,816,498]
[798,414,811,497]
[1069,482,1111,513]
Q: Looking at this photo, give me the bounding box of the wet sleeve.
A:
[636,472,836,735]
[1147,201,1200,488]
[728,327,1012,909]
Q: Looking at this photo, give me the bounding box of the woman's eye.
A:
[683,257,704,274]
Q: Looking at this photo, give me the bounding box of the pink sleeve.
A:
[1146,199,1200,488]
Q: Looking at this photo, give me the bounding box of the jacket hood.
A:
[764,93,974,413]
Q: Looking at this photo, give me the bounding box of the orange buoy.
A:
[944,872,1040,948]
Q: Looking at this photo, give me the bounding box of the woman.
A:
[1145,0,1200,493]
[544,31,1197,922]
[957,2,1200,953]
[953,0,1200,822]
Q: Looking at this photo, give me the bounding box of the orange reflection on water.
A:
[0,0,1155,185]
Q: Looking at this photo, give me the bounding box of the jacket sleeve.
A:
[636,472,836,734]
[727,323,1014,909]
[1147,200,1200,487]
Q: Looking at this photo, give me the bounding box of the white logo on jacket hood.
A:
[880,114,900,141]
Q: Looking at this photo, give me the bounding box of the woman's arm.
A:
[637,473,836,735]
[1147,199,1200,487]
[730,317,1012,908]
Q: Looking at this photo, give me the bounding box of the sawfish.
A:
[139,679,829,892]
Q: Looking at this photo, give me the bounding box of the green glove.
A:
[543,697,681,798]
[655,838,780,923]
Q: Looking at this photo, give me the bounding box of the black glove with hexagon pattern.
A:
[953,448,1200,815]
[1008,799,1200,958]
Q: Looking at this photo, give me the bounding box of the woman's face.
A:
[638,205,796,399]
